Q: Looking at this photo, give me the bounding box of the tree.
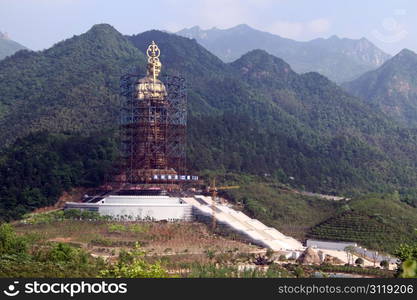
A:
[370,251,379,267]
[394,243,417,262]
[344,246,356,265]
[47,243,78,262]
[278,255,287,261]
[394,243,417,278]
[355,257,364,266]
[294,266,305,278]
[0,223,28,256]
[399,260,417,278]
[380,260,389,269]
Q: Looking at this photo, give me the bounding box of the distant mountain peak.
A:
[381,48,417,68]
[396,48,417,59]
[232,24,251,30]
[234,48,283,64]
[343,47,417,126]
[87,23,119,35]
[231,49,295,82]
[237,48,285,63]
[0,32,27,60]
[41,23,144,66]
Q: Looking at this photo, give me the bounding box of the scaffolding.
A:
[118,72,187,185]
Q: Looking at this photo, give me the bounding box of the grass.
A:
[225,181,342,239]
[10,215,267,277]
[6,213,401,278]
[13,216,259,258]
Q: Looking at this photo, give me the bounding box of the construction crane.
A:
[209,178,239,231]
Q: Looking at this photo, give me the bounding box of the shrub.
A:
[395,243,417,278]
[100,243,169,278]
[205,249,217,260]
[107,224,127,233]
[266,248,274,257]
[399,260,417,278]
[0,223,28,256]
[380,260,389,269]
[355,257,364,266]
[279,255,287,261]
[129,224,148,233]
[47,243,78,262]
[294,266,305,278]
[90,238,113,247]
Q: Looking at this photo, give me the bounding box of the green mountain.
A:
[0,24,417,222]
[343,49,417,127]
[176,24,390,83]
[0,32,26,60]
[0,24,146,141]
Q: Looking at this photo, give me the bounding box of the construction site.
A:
[64,41,393,266]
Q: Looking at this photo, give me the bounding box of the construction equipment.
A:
[208,178,240,231]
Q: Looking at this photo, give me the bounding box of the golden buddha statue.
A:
[135,41,167,100]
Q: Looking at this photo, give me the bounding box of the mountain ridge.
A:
[176,24,391,82]
[343,48,417,126]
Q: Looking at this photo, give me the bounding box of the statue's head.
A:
[146,41,162,79]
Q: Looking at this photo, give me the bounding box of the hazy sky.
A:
[0,0,416,55]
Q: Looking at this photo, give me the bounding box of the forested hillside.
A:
[0,132,117,221]
[343,49,417,127]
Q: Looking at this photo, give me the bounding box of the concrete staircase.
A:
[182,195,304,251]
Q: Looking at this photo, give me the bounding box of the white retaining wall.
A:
[65,195,192,221]
[306,239,357,251]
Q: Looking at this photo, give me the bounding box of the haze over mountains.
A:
[343,48,417,127]
[0,24,416,196]
[0,31,27,60]
[176,24,391,83]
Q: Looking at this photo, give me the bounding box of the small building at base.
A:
[64,195,192,221]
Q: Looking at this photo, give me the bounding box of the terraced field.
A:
[307,211,409,252]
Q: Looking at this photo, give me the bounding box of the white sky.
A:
[0,0,416,55]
